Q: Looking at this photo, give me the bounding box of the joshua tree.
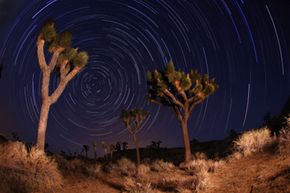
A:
[120,108,149,165]
[122,141,128,151]
[147,61,218,163]
[115,141,121,152]
[36,20,89,150]
[151,140,162,149]
[82,144,90,158]
[92,140,98,160]
[109,144,116,160]
[101,141,109,160]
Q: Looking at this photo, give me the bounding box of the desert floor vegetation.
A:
[0,124,289,193]
[0,141,62,193]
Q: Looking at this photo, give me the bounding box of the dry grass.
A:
[137,164,151,177]
[123,177,153,193]
[203,152,290,193]
[183,157,225,192]
[234,127,274,156]
[0,141,62,193]
[150,159,175,172]
[115,157,136,176]
[279,128,290,154]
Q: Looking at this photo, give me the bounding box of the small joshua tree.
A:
[92,140,98,160]
[82,144,90,158]
[120,109,149,165]
[101,141,109,160]
[147,61,218,163]
[122,141,128,151]
[36,20,89,150]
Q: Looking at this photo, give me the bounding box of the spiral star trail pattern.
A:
[0,0,289,154]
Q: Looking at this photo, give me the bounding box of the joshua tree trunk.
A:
[133,134,141,166]
[36,99,51,151]
[181,119,192,164]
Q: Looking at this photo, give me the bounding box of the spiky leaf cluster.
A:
[147,61,218,106]
[120,108,149,134]
[40,20,89,68]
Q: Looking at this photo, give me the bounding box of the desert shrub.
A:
[279,128,290,154]
[116,157,136,176]
[156,174,195,193]
[234,127,273,156]
[185,159,224,174]
[103,162,114,173]
[151,159,175,172]
[53,154,71,174]
[279,115,290,154]
[123,177,153,193]
[183,158,224,192]
[137,164,151,176]
[0,141,62,193]
[227,152,243,161]
[192,152,207,160]
[66,158,101,177]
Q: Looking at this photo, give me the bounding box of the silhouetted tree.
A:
[120,108,149,165]
[36,20,89,150]
[115,141,121,152]
[11,132,20,141]
[151,140,162,149]
[147,61,218,163]
[101,141,109,160]
[109,144,116,160]
[82,145,90,158]
[122,141,128,151]
[92,140,97,160]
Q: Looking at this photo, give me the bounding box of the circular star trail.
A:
[0,0,289,154]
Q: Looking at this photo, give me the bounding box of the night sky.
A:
[0,0,289,155]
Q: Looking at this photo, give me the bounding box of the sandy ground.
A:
[204,153,290,193]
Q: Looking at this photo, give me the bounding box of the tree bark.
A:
[36,99,51,151]
[133,134,141,166]
[181,118,192,164]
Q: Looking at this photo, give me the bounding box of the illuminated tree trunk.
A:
[181,118,191,164]
[37,100,51,151]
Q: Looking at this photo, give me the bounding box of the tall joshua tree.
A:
[120,109,149,165]
[36,20,89,150]
[147,61,218,163]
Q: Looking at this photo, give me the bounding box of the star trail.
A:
[0,0,289,155]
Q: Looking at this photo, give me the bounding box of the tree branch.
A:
[60,60,69,80]
[50,65,82,104]
[49,47,64,72]
[163,89,184,109]
[173,105,183,122]
[189,99,203,114]
[180,90,188,102]
[36,35,47,72]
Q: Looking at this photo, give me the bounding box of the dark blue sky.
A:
[0,0,289,155]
